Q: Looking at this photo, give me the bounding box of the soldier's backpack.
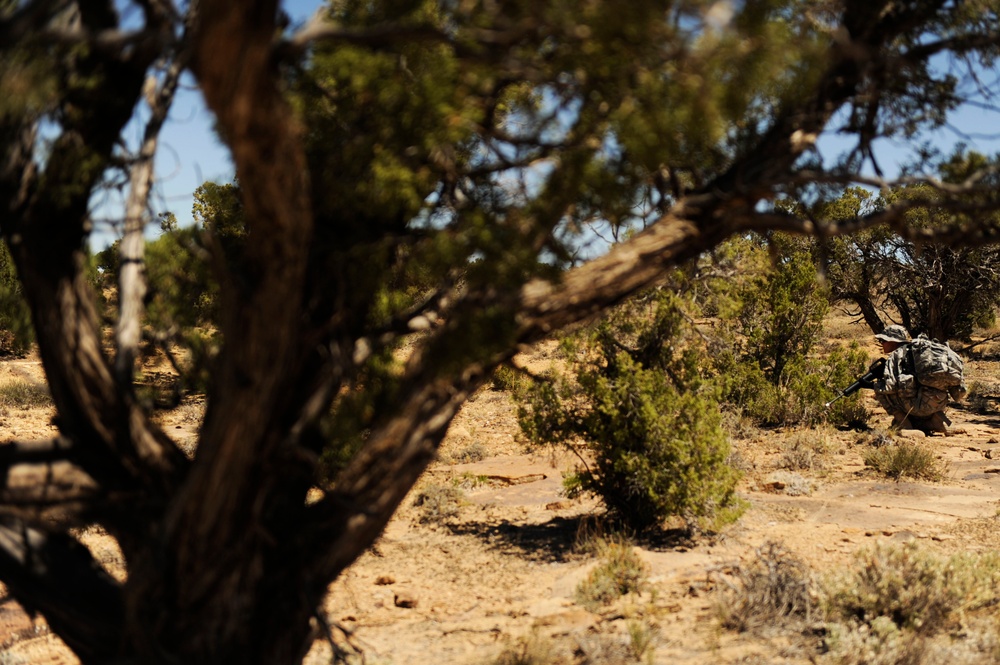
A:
[909,335,964,391]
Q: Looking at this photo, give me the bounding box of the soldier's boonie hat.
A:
[874,324,911,343]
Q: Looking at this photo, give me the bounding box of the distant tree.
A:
[2,2,1000,663]
[814,152,1000,341]
[732,234,830,383]
[707,234,868,427]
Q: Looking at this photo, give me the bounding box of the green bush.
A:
[733,234,829,383]
[0,240,33,356]
[518,290,745,532]
[707,234,872,429]
[715,335,871,428]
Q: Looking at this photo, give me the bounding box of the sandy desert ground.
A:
[3,321,1000,664]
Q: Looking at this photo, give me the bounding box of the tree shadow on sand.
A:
[445,515,695,563]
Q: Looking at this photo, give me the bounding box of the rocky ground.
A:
[3,325,1000,664]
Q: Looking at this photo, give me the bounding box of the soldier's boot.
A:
[922,411,965,436]
[921,412,949,435]
[890,412,914,430]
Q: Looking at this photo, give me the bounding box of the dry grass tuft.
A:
[575,537,649,611]
[493,630,562,665]
[0,378,51,410]
[717,541,814,634]
[412,482,465,523]
[862,442,946,481]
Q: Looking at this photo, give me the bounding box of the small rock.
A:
[545,500,572,511]
[986,449,994,460]
[394,590,418,609]
[375,575,395,586]
[990,438,1000,444]
[931,534,953,542]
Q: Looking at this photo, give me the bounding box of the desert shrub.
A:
[822,617,929,665]
[518,290,745,532]
[777,430,835,471]
[863,442,945,481]
[494,630,562,665]
[491,364,527,393]
[448,441,488,464]
[0,379,51,409]
[575,537,649,611]
[718,541,814,634]
[823,544,1000,635]
[715,336,871,429]
[710,234,871,428]
[723,543,1000,664]
[411,482,465,523]
[0,241,32,356]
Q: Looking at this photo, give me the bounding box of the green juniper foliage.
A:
[0,241,32,356]
[519,290,744,532]
[710,234,869,427]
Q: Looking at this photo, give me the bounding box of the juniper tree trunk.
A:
[2,0,995,663]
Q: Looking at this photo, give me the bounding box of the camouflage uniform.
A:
[872,325,952,434]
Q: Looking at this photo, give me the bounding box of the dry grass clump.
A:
[446,441,488,464]
[574,537,649,611]
[720,409,758,441]
[411,482,465,523]
[0,378,51,410]
[862,441,946,481]
[493,630,562,665]
[776,429,836,471]
[717,541,815,634]
[854,429,894,449]
[824,544,964,633]
[718,543,1000,664]
[490,365,528,393]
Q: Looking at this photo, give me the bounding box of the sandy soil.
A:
[2,328,1000,664]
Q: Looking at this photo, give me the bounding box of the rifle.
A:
[824,357,887,409]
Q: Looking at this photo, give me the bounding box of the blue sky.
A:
[93,0,325,248]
